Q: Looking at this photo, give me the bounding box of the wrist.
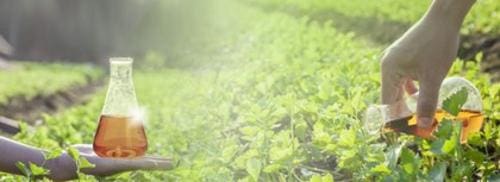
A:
[431,0,476,16]
[425,0,476,28]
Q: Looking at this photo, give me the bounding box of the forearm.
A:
[0,137,47,175]
[0,137,170,180]
[0,137,78,180]
[425,0,476,28]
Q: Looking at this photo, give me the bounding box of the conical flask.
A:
[364,77,484,143]
[93,57,148,158]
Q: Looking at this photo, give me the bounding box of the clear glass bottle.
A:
[365,77,484,143]
[93,57,148,158]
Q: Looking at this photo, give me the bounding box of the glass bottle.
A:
[365,77,484,143]
[93,57,148,158]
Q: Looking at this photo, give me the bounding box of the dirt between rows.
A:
[0,76,103,133]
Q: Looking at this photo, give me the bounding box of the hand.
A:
[49,144,173,180]
[380,0,475,129]
[0,137,172,181]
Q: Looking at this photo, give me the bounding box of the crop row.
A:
[0,62,103,105]
[1,0,498,181]
[245,0,500,35]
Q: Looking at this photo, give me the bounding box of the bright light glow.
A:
[129,107,147,125]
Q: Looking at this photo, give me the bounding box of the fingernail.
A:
[417,117,434,129]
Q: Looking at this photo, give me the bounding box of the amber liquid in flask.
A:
[382,77,485,143]
[384,109,484,143]
[93,58,148,158]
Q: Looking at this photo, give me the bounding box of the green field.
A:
[0,0,499,181]
[246,0,500,35]
[0,62,102,105]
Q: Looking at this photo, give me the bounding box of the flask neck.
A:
[102,58,138,116]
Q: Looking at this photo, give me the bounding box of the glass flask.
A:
[93,57,148,158]
[364,77,484,143]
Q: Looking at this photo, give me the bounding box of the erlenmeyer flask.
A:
[366,77,484,143]
[93,57,148,158]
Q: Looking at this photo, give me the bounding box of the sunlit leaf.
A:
[79,157,96,169]
[29,162,49,176]
[45,148,64,160]
[322,173,334,182]
[15,162,31,177]
[246,158,262,181]
[442,88,468,116]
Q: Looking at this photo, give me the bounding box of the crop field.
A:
[247,0,500,35]
[0,0,498,181]
[0,62,102,105]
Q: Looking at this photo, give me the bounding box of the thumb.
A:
[416,79,441,128]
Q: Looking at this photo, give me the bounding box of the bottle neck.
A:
[102,61,138,116]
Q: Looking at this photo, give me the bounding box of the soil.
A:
[0,76,103,133]
[460,35,500,82]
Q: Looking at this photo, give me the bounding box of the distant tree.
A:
[0,0,146,64]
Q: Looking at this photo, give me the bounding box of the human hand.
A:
[49,144,172,180]
[380,0,475,129]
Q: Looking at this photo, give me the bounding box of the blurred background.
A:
[0,0,220,66]
[0,0,498,181]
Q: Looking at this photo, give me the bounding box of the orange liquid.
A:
[384,110,484,143]
[93,115,148,158]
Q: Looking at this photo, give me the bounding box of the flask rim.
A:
[110,57,133,64]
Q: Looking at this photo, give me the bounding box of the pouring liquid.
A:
[384,109,484,143]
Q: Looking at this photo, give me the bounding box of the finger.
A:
[381,62,405,105]
[404,79,418,95]
[131,157,174,170]
[80,156,174,177]
[416,79,441,128]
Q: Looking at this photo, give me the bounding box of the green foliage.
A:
[0,62,103,105]
[0,0,498,181]
[14,162,50,181]
[246,0,500,35]
[442,88,468,116]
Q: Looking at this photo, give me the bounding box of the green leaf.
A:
[483,121,494,140]
[310,175,322,182]
[322,173,334,182]
[428,162,446,182]
[431,139,445,155]
[400,148,417,175]
[295,121,308,140]
[15,162,31,176]
[487,174,500,182]
[371,163,391,174]
[386,143,404,169]
[45,148,64,160]
[434,120,453,139]
[67,146,80,160]
[263,164,281,173]
[246,158,261,181]
[29,162,49,176]
[442,87,468,116]
[464,149,485,164]
[442,138,456,154]
[79,157,96,169]
[310,174,334,182]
